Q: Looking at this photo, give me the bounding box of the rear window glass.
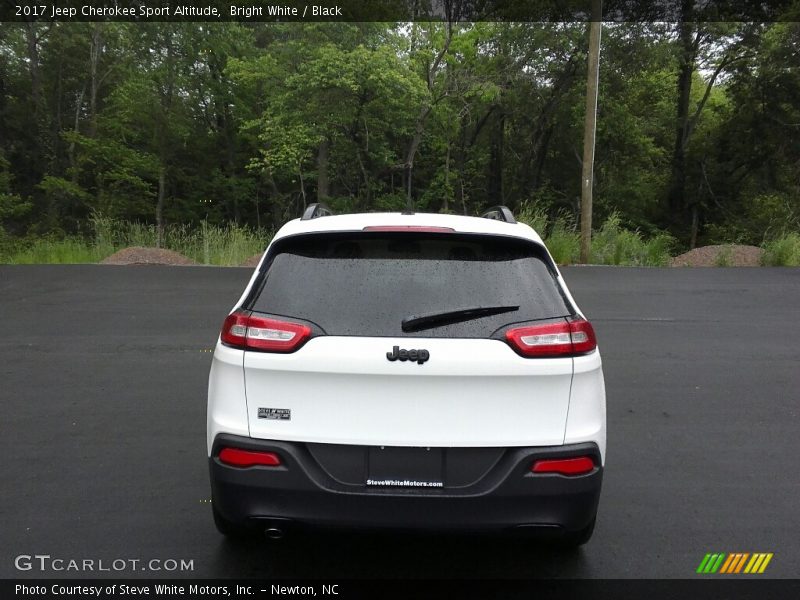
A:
[249,232,572,338]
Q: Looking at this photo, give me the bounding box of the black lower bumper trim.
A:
[209,434,602,533]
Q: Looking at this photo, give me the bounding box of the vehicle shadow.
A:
[208,529,592,578]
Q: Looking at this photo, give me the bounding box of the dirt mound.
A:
[241,253,264,268]
[670,244,764,267]
[100,246,198,266]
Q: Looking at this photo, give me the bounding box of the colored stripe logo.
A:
[697,553,773,574]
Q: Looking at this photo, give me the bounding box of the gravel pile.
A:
[100,246,198,266]
[670,244,764,267]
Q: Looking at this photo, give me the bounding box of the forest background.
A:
[1,17,798,265]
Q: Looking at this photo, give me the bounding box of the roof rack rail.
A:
[301,203,334,220]
[480,205,516,224]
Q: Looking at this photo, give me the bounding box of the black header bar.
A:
[1,0,797,23]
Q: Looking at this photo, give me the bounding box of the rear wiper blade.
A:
[401,305,519,332]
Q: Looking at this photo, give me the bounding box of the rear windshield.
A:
[249,232,572,338]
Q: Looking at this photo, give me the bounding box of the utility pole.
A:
[580,0,602,263]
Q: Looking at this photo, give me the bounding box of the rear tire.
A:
[557,517,596,548]
[212,502,259,540]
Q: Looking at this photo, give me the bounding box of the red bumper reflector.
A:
[531,456,595,476]
[219,448,281,468]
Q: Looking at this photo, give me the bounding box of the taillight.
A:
[505,318,596,358]
[220,311,311,353]
[362,226,455,232]
[219,447,281,468]
[531,456,595,476]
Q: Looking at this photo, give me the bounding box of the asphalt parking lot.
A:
[1,265,798,579]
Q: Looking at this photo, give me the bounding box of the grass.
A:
[713,245,734,267]
[3,218,272,266]
[590,214,675,266]
[4,212,797,267]
[761,232,800,266]
[516,206,674,266]
[6,237,115,264]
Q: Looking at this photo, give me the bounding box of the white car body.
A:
[207,207,606,543]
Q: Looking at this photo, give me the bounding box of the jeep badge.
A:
[386,345,430,364]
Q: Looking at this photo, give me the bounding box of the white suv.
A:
[207,205,606,545]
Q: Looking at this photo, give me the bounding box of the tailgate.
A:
[243,336,573,447]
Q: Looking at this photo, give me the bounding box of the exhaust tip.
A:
[265,527,285,540]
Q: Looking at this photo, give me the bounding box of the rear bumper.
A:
[209,434,602,534]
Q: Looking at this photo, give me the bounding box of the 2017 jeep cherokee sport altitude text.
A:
[207,205,606,545]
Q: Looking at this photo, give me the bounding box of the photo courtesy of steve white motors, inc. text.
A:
[13,4,344,18]
[14,583,339,597]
